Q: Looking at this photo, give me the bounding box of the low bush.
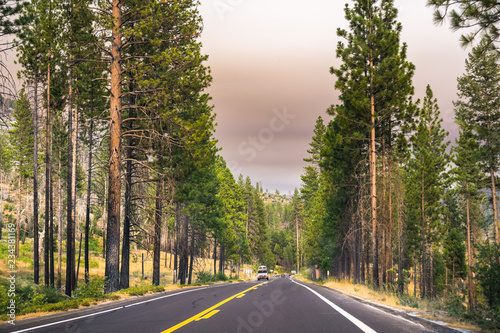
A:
[75,275,106,299]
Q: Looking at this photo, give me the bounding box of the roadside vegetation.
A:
[297,270,499,332]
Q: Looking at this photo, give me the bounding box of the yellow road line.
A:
[162,283,265,333]
[195,309,220,321]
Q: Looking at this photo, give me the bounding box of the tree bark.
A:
[369,17,379,287]
[33,80,39,284]
[57,158,62,289]
[105,0,123,293]
[85,119,94,283]
[45,59,51,285]
[71,103,78,291]
[120,127,132,290]
[153,178,163,286]
[188,230,195,285]
[16,175,21,258]
[466,182,475,307]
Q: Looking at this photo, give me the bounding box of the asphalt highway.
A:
[2,277,460,333]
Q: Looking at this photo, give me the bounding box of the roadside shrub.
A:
[195,271,213,284]
[39,286,65,304]
[444,294,466,316]
[397,294,420,309]
[214,272,228,282]
[75,275,106,299]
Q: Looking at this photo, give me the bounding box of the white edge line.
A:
[291,280,378,333]
[11,287,210,332]
[11,307,122,333]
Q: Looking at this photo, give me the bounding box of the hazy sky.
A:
[197,0,470,194]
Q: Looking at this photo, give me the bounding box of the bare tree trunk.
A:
[490,167,499,246]
[188,229,195,285]
[44,58,51,285]
[164,224,168,268]
[71,103,78,291]
[16,175,21,259]
[33,80,39,284]
[76,233,82,285]
[219,244,224,276]
[102,177,107,259]
[120,133,133,289]
[382,138,387,286]
[153,178,163,286]
[174,203,179,282]
[65,53,75,297]
[85,119,94,284]
[369,49,379,288]
[466,183,475,307]
[22,185,28,245]
[180,214,189,284]
[360,190,365,284]
[213,237,217,276]
[421,171,426,298]
[296,216,300,274]
[105,0,123,293]
[387,155,393,286]
[397,192,405,294]
[57,159,62,289]
[49,162,54,287]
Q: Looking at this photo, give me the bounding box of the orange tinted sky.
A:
[198,0,468,194]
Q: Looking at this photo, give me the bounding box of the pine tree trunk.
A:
[76,233,82,285]
[57,159,62,289]
[382,138,387,286]
[120,131,132,289]
[490,167,499,246]
[105,0,123,293]
[219,244,224,275]
[369,45,379,288]
[22,187,27,245]
[71,103,78,291]
[102,177,107,259]
[44,60,51,285]
[49,157,54,287]
[188,230,195,285]
[174,203,179,282]
[17,175,21,258]
[153,178,163,286]
[296,216,299,274]
[85,119,94,284]
[65,54,75,297]
[388,153,393,286]
[33,80,39,284]
[421,171,426,298]
[466,182,475,307]
[397,195,405,294]
[213,238,217,275]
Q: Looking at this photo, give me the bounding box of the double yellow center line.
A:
[162,283,265,333]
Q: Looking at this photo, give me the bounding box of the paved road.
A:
[2,277,459,333]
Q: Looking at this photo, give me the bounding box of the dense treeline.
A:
[299,0,500,318]
[0,0,301,298]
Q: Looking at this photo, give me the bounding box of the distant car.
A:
[257,266,269,281]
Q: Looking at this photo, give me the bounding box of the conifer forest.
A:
[0,0,499,329]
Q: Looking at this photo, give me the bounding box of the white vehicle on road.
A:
[257,265,269,280]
